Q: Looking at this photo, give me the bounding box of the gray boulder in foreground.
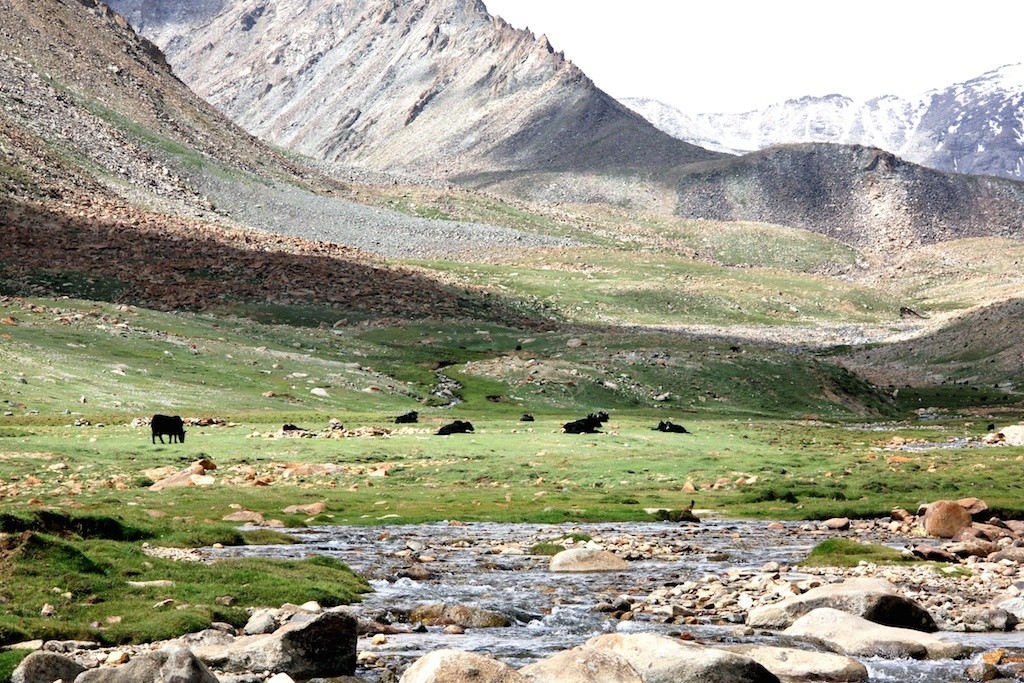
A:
[11,651,85,683]
[194,609,357,679]
[783,608,974,660]
[746,577,936,631]
[519,646,643,682]
[399,649,528,683]
[74,646,218,683]
[585,633,779,683]
[549,548,627,573]
[722,644,868,682]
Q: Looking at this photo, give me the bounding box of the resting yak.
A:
[653,420,689,434]
[563,411,609,434]
[151,414,185,444]
[436,420,474,436]
[395,411,419,424]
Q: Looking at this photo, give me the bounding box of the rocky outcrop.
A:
[783,608,973,660]
[745,577,937,631]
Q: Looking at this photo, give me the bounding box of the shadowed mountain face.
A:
[103,0,720,179]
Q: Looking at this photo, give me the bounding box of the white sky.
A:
[482,0,1024,113]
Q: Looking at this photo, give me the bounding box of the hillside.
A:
[106,0,719,180]
[623,63,1024,180]
[673,144,1024,251]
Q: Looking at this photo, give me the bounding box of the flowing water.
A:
[210,520,1018,682]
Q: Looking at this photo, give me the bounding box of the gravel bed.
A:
[201,174,575,260]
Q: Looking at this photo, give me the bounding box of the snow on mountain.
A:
[624,63,1024,180]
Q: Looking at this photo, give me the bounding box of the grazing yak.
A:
[151,414,185,444]
[563,411,609,434]
[395,411,419,424]
[653,420,689,434]
[436,420,474,436]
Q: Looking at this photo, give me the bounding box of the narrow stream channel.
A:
[210,520,1018,682]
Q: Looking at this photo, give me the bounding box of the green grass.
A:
[411,249,898,328]
[800,538,921,567]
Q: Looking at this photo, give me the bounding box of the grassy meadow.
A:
[2,216,1024,649]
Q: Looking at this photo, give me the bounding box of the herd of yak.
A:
[150,411,690,444]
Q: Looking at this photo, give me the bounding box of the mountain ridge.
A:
[623,63,1024,180]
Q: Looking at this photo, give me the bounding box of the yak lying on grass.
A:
[151,414,185,444]
[437,420,474,436]
[395,411,419,424]
[563,411,608,434]
[653,420,689,434]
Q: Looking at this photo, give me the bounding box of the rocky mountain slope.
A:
[624,63,1024,180]
[104,0,720,181]
[672,144,1024,251]
[0,0,540,322]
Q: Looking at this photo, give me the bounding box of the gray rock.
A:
[195,608,357,679]
[74,646,218,683]
[11,651,85,683]
[399,649,528,683]
[783,608,974,660]
[722,645,868,682]
[549,548,627,573]
[519,647,642,683]
[243,608,280,635]
[585,633,780,683]
[746,577,936,631]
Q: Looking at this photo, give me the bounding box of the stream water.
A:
[210,520,1019,682]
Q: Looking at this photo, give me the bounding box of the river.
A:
[210,520,1020,682]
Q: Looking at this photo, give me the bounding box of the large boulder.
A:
[11,651,86,683]
[519,647,642,683]
[409,603,512,628]
[922,500,973,538]
[722,645,868,682]
[194,609,357,679]
[585,633,779,683]
[549,548,627,573]
[1000,425,1024,446]
[746,577,936,631]
[783,608,973,660]
[74,647,218,683]
[399,649,528,683]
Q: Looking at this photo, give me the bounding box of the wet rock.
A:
[746,577,936,631]
[911,545,958,563]
[586,633,780,683]
[10,651,86,683]
[822,518,850,531]
[783,608,973,660]
[549,548,627,573]
[519,646,642,682]
[399,649,528,683]
[409,603,511,628]
[723,645,868,682]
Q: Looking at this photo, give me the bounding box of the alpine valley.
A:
[1,1,1024,679]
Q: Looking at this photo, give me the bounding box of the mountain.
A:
[672,144,1024,251]
[0,0,534,323]
[623,63,1024,180]
[105,0,719,181]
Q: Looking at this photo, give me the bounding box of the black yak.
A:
[436,420,474,436]
[563,411,609,434]
[151,414,185,444]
